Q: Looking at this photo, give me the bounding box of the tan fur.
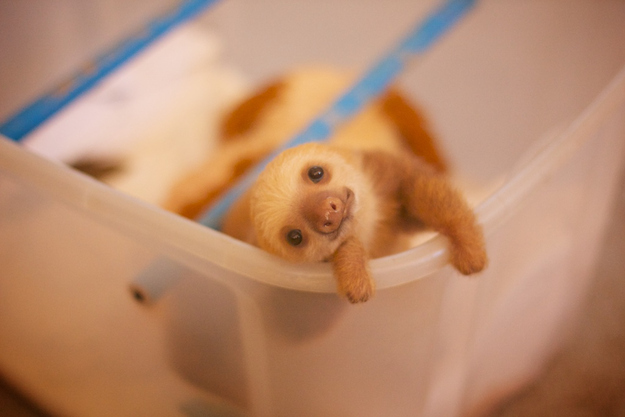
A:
[234,143,487,303]
[332,236,375,303]
[220,81,284,141]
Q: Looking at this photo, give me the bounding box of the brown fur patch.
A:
[398,159,488,274]
[70,157,125,180]
[360,151,428,257]
[220,81,285,141]
[173,81,285,217]
[176,155,260,219]
[361,149,487,273]
[380,88,448,173]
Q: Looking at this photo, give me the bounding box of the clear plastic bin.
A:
[1,1,625,417]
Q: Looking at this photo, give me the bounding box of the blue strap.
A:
[200,0,476,230]
[0,0,220,141]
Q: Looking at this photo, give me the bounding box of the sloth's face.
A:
[250,143,371,263]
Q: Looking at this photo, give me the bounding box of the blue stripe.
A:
[0,0,220,141]
[200,0,476,230]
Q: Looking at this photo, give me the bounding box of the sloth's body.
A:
[163,67,487,303]
[224,143,487,303]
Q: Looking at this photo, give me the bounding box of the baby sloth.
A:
[162,68,487,303]
[223,142,488,303]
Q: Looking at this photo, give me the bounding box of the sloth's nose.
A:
[303,191,347,234]
[317,196,345,233]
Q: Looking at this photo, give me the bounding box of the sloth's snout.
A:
[303,190,350,234]
[318,196,345,233]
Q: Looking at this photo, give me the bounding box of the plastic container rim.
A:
[1,67,624,294]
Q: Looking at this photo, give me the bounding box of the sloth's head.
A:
[250,143,373,263]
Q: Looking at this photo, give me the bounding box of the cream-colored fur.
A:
[248,144,379,263]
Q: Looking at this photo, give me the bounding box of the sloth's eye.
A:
[286,229,303,246]
[308,166,324,183]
